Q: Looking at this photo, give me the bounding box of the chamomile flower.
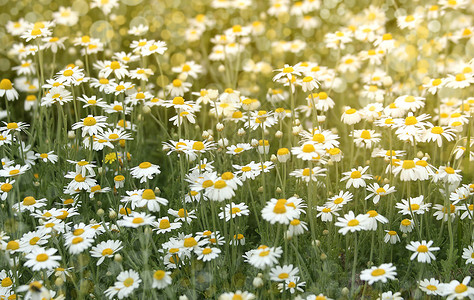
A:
[195,247,221,262]
[117,212,155,228]
[269,264,299,282]
[419,278,444,296]
[461,243,474,265]
[384,230,400,244]
[360,263,397,285]
[335,211,369,235]
[105,270,141,300]
[366,183,396,204]
[406,240,440,263]
[90,240,123,265]
[0,79,19,101]
[72,115,108,137]
[152,270,172,289]
[35,151,58,163]
[243,245,283,269]
[152,217,182,235]
[441,276,474,299]
[130,162,161,183]
[24,248,61,271]
[340,166,372,189]
[218,202,249,221]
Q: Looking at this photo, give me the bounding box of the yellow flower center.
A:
[159,219,171,229]
[417,245,428,252]
[139,162,152,169]
[110,61,121,70]
[360,130,371,139]
[23,196,36,206]
[154,270,166,280]
[350,171,361,179]
[0,79,13,90]
[1,183,12,192]
[184,237,197,247]
[445,167,455,174]
[214,180,227,189]
[405,116,418,125]
[1,277,12,287]
[283,67,294,73]
[302,144,315,153]
[132,217,144,224]
[123,278,134,287]
[347,219,359,226]
[102,248,113,256]
[142,189,156,200]
[36,253,49,262]
[371,268,386,276]
[83,117,97,126]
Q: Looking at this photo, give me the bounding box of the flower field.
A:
[0,0,473,299]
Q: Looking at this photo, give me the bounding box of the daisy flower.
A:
[64,172,97,191]
[261,198,301,225]
[24,248,61,271]
[273,64,303,82]
[0,164,30,178]
[105,270,141,300]
[290,166,327,183]
[441,276,474,299]
[218,202,249,221]
[352,129,381,148]
[316,206,340,222]
[269,264,299,282]
[130,162,161,183]
[35,151,58,163]
[90,240,123,265]
[218,291,255,300]
[365,183,396,204]
[325,190,353,209]
[291,142,324,161]
[419,278,444,296]
[406,240,440,263]
[152,270,172,289]
[423,125,455,147]
[365,210,389,230]
[384,230,400,244]
[462,244,474,264]
[335,211,369,235]
[0,79,19,101]
[287,218,308,237]
[152,217,182,235]
[434,166,462,184]
[340,166,372,189]
[396,195,431,215]
[243,245,283,269]
[0,179,14,200]
[360,263,397,285]
[72,115,108,137]
[117,212,155,228]
[341,107,363,125]
[195,247,221,262]
[278,276,306,294]
[1,121,30,134]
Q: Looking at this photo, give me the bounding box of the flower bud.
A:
[97,209,104,217]
[114,254,123,262]
[237,128,246,136]
[216,123,224,131]
[320,253,327,260]
[342,287,349,296]
[275,130,283,138]
[142,105,151,114]
[218,65,225,72]
[253,276,264,288]
[109,210,117,219]
[68,131,76,139]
